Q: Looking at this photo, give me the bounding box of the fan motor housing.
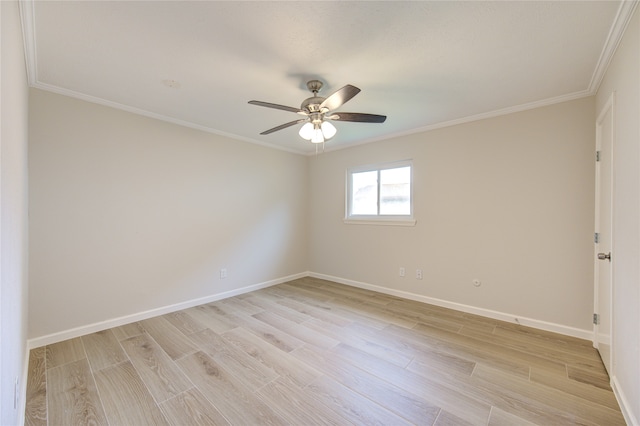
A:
[301,96,326,113]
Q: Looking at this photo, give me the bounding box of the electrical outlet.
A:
[416,269,423,280]
[220,268,228,279]
[399,267,405,277]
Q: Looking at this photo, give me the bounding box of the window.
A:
[346,160,415,226]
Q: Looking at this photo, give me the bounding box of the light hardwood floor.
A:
[25,277,624,425]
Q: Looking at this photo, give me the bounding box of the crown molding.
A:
[18,0,37,85]
[317,89,593,155]
[32,82,306,155]
[588,0,639,94]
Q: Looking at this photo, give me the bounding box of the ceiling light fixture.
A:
[299,119,337,144]
[249,79,387,147]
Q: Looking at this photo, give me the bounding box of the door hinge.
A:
[593,313,600,325]
[596,151,601,162]
[594,232,599,244]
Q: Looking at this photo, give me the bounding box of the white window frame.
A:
[344,160,416,226]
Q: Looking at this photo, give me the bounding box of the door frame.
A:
[593,91,615,376]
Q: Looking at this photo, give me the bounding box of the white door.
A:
[594,93,614,376]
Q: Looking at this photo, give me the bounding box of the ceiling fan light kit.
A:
[299,121,337,143]
[249,79,386,145]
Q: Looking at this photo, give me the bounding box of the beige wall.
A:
[28,89,309,340]
[1,1,30,424]
[596,6,640,425]
[310,97,595,334]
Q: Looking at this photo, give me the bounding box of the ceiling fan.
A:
[248,80,386,144]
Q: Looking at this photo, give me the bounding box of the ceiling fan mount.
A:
[301,80,327,114]
[306,79,324,94]
[249,79,386,143]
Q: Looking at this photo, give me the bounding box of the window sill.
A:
[343,218,417,227]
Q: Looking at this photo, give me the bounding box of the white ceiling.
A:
[21,1,633,154]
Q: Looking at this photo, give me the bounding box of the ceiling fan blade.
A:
[320,85,361,111]
[249,100,305,114]
[328,112,387,123]
[259,119,308,135]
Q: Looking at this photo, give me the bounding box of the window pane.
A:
[351,170,378,215]
[380,166,410,215]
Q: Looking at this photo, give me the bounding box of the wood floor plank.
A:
[293,344,441,425]
[160,388,230,425]
[176,351,287,425]
[493,324,598,358]
[210,305,306,353]
[566,363,612,390]
[471,363,626,426]
[348,320,476,376]
[314,292,420,329]
[274,296,354,327]
[243,292,315,324]
[389,297,497,328]
[458,321,498,335]
[120,332,192,403]
[219,296,264,315]
[256,377,350,426]
[281,280,391,329]
[140,315,198,360]
[302,318,414,368]
[252,310,340,350]
[46,358,108,426]
[460,323,604,370]
[24,347,47,426]
[221,326,321,388]
[304,374,414,426]
[81,329,128,371]
[434,409,475,426]
[202,301,245,323]
[164,310,208,335]
[110,321,145,341]
[408,354,476,380]
[45,337,85,369]
[401,341,609,426]
[408,322,565,376]
[271,281,336,305]
[185,304,239,334]
[497,322,595,350]
[390,324,532,379]
[488,406,538,426]
[94,361,169,425]
[301,278,396,307]
[330,342,492,424]
[343,294,461,331]
[530,366,619,410]
[189,327,280,389]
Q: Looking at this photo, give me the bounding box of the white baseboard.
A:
[308,272,594,341]
[611,375,638,426]
[27,272,307,349]
[29,270,594,348]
